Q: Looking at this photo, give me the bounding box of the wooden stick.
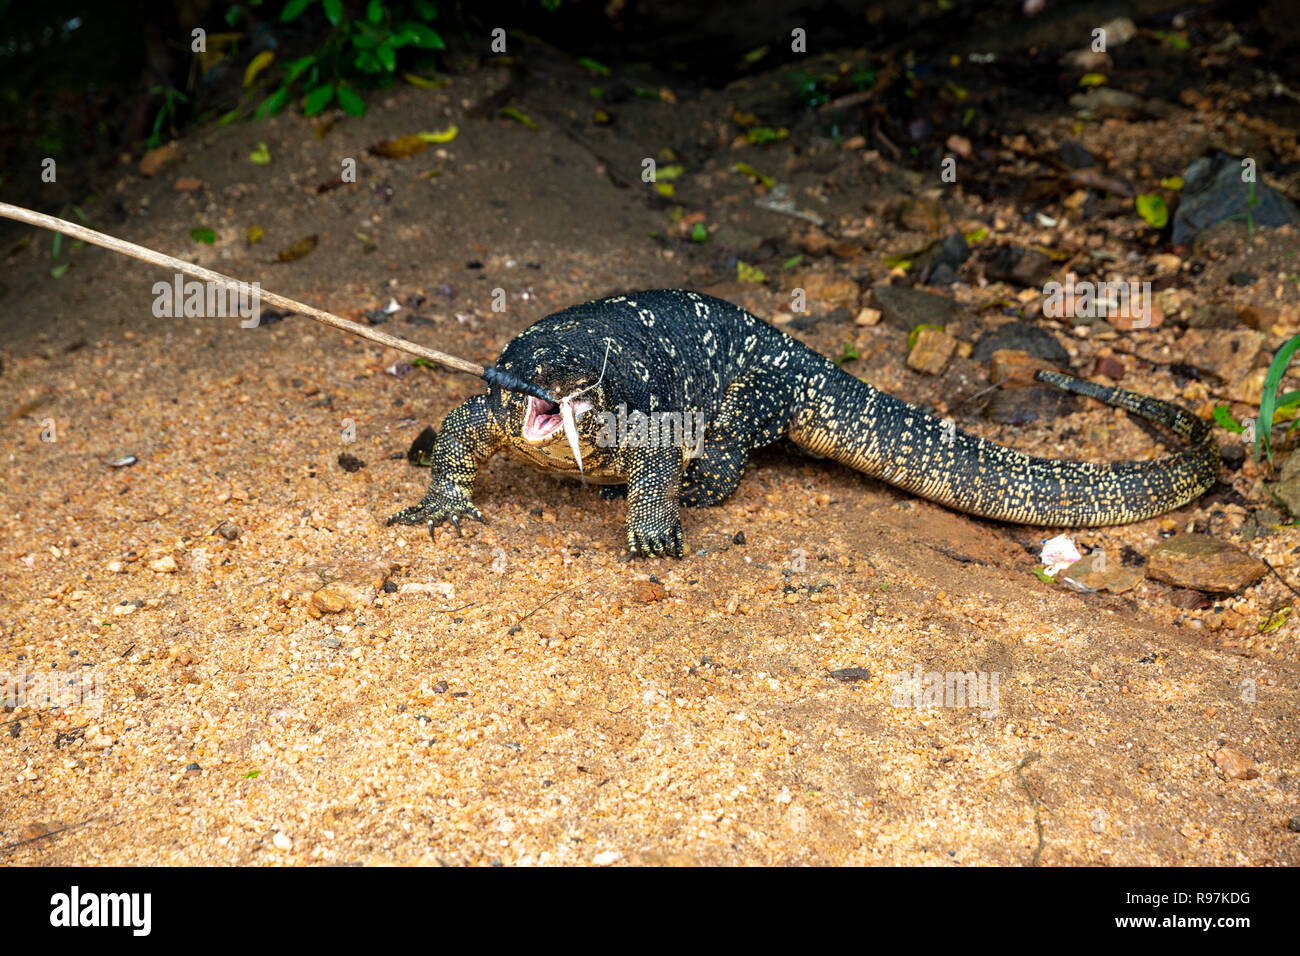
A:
[0,200,486,379]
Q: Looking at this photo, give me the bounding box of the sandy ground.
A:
[2,42,1298,865]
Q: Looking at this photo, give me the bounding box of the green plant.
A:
[147,85,191,149]
[253,0,445,119]
[1255,332,1300,463]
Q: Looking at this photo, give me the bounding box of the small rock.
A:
[789,272,860,311]
[1187,302,1238,329]
[828,667,871,682]
[214,520,240,541]
[907,326,957,375]
[632,580,667,603]
[972,322,1070,365]
[148,555,178,574]
[1059,49,1111,72]
[1185,329,1263,383]
[1145,534,1268,593]
[1057,140,1096,169]
[854,307,882,327]
[138,143,180,177]
[990,349,1054,386]
[1236,304,1280,330]
[897,197,950,235]
[311,584,355,615]
[592,850,624,866]
[732,531,746,545]
[1093,354,1125,380]
[1061,555,1144,593]
[1213,747,1258,781]
[173,177,203,192]
[273,831,293,850]
[870,285,961,331]
[1098,16,1137,45]
[984,246,1055,288]
[1068,87,1144,115]
[337,453,366,473]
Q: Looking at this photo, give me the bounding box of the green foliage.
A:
[250,0,445,119]
[1256,332,1300,463]
[147,85,191,149]
[1135,193,1168,229]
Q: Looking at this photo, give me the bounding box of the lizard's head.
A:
[498,364,619,472]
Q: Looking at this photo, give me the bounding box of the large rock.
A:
[1172,153,1300,246]
[869,285,961,331]
[1145,534,1267,593]
[1272,452,1300,518]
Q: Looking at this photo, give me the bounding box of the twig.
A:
[1014,751,1045,866]
[0,814,111,856]
[504,585,580,634]
[1261,558,1300,599]
[0,202,486,382]
[433,601,477,614]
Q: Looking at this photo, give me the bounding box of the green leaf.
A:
[336,85,365,116]
[1078,73,1107,86]
[304,83,335,115]
[280,0,310,23]
[577,57,611,76]
[50,262,71,278]
[367,0,384,24]
[732,162,773,188]
[1160,176,1184,191]
[322,0,342,25]
[1135,193,1168,229]
[783,254,804,269]
[283,55,316,84]
[1260,606,1290,633]
[413,0,438,18]
[835,343,859,365]
[1213,404,1243,433]
[190,227,216,245]
[249,141,271,164]
[255,87,289,118]
[1257,333,1300,462]
[499,106,538,129]
[963,227,988,244]
[737,261,766,283]
[656,164,684,181]
[690,223,708,243]
[402,23,444,49]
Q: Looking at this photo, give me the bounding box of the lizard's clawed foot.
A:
[387,489,485,538]
[626,519,684,558]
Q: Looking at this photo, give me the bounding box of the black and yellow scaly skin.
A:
[389,290,1220,556]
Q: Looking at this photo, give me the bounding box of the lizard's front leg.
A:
[388,394,503,538]
[623,445,686,557]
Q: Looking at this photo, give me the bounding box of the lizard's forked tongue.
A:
[559,398,583,474]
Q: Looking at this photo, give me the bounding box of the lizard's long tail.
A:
[787,364,1219,526]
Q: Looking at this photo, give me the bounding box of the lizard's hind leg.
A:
[680,369,796,507]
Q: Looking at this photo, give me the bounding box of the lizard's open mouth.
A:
[523,395,592,443]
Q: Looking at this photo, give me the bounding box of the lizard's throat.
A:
[522,395,593,444]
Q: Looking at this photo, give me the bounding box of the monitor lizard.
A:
[388,289,1220,557]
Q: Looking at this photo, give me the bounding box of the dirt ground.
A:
[2,32,1298,865]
